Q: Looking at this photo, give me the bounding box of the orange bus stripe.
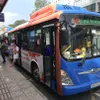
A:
[30,4,56,20]
[8,4,63,34]
[56,25,63,95]
[8,11,62,34]
[30,11,62,26]
[30,10,53,22]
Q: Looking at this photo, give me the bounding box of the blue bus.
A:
[8,4,100,96]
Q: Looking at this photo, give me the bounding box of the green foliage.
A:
[35,0,50,11]
[8,19,27,28]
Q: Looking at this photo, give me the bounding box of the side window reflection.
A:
[34,29,42,53]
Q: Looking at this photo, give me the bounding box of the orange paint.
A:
[28,51,40,57]
[56,24,62,95]
[30,11,62,26]
[30,4,56,20]
[8,22,30,34]
[41,73,44,81]
[30,10,53,22]
[8,4,63,34]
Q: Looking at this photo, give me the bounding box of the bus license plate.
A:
[91,82,100,88]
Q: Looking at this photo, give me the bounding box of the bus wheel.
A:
[32,67,40,81]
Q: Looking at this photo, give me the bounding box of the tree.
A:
[34,0,50,11]
[8,19,27,28]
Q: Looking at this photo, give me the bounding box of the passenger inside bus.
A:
[75,44,86,58]
[34,33,42,53]
[74,46,81,54]
[62,45,71,59]
[74,44,86,55]
[61,43,87,59]
[86,39,91,55]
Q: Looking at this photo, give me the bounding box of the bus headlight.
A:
[60,69,74,86]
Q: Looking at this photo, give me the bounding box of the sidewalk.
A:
[0,57,48,100]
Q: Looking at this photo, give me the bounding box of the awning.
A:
[0,0,8,12]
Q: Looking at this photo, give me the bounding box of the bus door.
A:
[42,25,56,87]
[21,31,31,72]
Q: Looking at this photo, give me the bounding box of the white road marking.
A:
[94,93,100,97]
[0,65,3,70]
[0,65,2,68]
[5,77,10,82]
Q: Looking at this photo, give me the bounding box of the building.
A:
[74,0,100,12]
[0,0,8,35]
[50,0,74,5]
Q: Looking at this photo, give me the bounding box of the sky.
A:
[2,0,74,26]
[2,0,35,26]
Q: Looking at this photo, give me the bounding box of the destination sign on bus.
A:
[71,18,100,25]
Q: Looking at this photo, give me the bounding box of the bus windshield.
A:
[92,28,100,56]
[60,20,100,61]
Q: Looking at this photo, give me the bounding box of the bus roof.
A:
[8,4,100,34]
[30,4,100,21]
[56,4,100,16]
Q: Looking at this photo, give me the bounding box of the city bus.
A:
[8,4,100,96]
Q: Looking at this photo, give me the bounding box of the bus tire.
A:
[31,62,40,81]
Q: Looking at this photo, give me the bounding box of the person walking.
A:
[0,40,8,63]
[10,42,19,67]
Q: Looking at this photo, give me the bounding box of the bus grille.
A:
[76,70,90,84]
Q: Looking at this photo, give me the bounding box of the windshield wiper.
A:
[78,55,86,67]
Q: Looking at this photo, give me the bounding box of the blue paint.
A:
[61,57,100,95]
[55,4,100,17]
[56,5,100,95]
[52,80,56,90]
[62,83,90,95]
[44,46,50,56]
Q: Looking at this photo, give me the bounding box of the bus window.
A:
[60,26,93,60]
[46,32,50,45]
[44,28,51,56]
[21,32,28,49]
[28,30,35,51]
[34,29,42,53]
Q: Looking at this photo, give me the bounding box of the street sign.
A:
[0,13,4,22]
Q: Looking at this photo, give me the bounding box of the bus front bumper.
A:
[62,82,100,96]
